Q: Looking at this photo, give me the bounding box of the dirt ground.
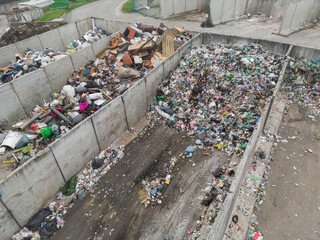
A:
[53,122,230,240]
[256,104,320,240]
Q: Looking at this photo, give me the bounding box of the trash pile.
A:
[187,166,235,239]
[0,22,63,47]
[12,144,124,239]
[95,23,193,73]
[12,202,66,240]
[66,27,108,54]
[56,145,125,200]
[151,43,284,156]
[140,155,179,207]
[0,28,108,84]
[282,58,320,116]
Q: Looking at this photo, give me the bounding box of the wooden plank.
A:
[162,35,175,57]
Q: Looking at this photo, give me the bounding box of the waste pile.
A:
[12,144,124,239]
[66,27,108,54]
[95,23,193,74]
[187,166,235,239]
[0,28,108,84]
[0,22,63,47]
[151,43,284,156]
[12,202,66,240]
[282,58,320,116]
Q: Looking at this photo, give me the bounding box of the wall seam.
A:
[121,96,130,131]
[0,198,21,228]
[10,82,28,116]
[49,147,67,183]
[90,117,102,151]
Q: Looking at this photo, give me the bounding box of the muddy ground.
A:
[256,104,320,240]
[53,122,230,240]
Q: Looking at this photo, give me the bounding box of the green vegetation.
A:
[122,0,133,13]
[36,0,97,22]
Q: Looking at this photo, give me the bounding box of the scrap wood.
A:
[130,37,154,55]
[88,88,112,101]
[162,35,175,57]
[173,26,185,34]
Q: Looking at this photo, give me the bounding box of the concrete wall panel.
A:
[0,44,19,68]
[43,55,74,92]
[163,53,180,78]
[202,32,229,45]
[11,69,52,113]
[246,0,261,14]
[15,35,43,53]
[57,23,80,50]
[186,0,197,11]
[174,0,186,15]
[0,201,20,240]
[290,45,320,60]
[93,18,109,34]
[122,79,148,129]
[234,0,247,17]
[0,148,65,226]
[92,36,111,56]
[279,3,297,35]
[210,0,224,23]
[38,28,65,51]
[290,0,314,32]
[50,118,99,181]
[0,83,26,123]
[257,39,290,56]
[76,18,93,37]
[160,0,174,18]
[91,96,128,149]
[105,20,127,34]
[145,64,164,105]
[70,46,95,71]
[228,36,257,45]
[222,0,236,22]
[190,33,203,47]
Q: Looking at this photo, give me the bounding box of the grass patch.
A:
[36,0,97,22]
[122,0,133,13]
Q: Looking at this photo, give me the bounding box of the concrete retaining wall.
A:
[70,45,95,71]
[279,0,318,36]
[160,0,198,19]
[0,148,65,236]
[6,8,44,23]
[1,30,319,240]
[11,69,53,113]
[210,0,248,24]
[57,23,80,50]
[91,96,128,149]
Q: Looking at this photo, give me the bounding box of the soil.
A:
[0,22,64,48]
[256,104,320,240]
[53,122,230,240]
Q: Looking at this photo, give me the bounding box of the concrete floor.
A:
[256,105,320,240]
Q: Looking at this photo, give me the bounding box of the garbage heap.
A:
[0,28,108,84]
[94,23,193,73]
[151,43,284,156]
[281,58,320,116]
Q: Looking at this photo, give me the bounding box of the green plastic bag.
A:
[60,176,77,196]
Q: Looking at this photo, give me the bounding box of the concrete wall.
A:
[0,82,26,123]
[57,23,80,50]
[11,69,53,113]
[91,96,128,149]
[49,118,100,181]
[43,55,75,92]
[0,148,65,226]
[160,0,198,18]
[0,44,19,69]
[6,8,44,23]
[122,79,148,129]
[38,28,65,51]
[0,200,20,240]
[279,0,318,36]
[70,45,95,71]
[210,0,248,24]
